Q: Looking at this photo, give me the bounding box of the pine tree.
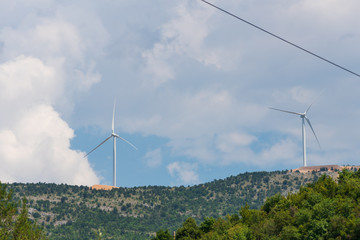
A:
[0,182,46,239]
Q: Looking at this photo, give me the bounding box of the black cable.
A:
[200,0,360,78]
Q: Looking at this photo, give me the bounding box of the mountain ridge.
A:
[6,166,359,239]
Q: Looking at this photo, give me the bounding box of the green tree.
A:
[173,169,360,240]
[227,224,251,240]
[262,193,283,213]
[0,182,46,239]
[0,182,17,239]
[151,229,173,240]
[176,217,201,240]
[200,217,216,233]
[239,204,264,226]
[279,226,300,240]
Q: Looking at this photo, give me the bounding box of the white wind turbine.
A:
[84,102,137,187]
[269,104,321,167]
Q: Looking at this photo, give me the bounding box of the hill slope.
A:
[170,169,360,239]
[7,168,350,239]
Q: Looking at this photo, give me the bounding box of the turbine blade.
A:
[112,101,116,133]
[84,135,112,157]
[269,107,303,116]
[305,103,313,115]
[115,135,138,150]
[305,90,325,114]
[305,117,321,149]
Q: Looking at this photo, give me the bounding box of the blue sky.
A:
[0,0,360,187]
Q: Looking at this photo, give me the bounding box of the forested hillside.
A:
[8,169,345,239]
[166,169,360,240]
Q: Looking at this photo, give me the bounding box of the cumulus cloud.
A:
[0,4,107,114]
[95,0,360,185]
[0,1,109,185]
[0,105,99,185]
[142,0,237,86]
[2,0,358,186]
[123,86,267,168]
[272,86,320,106]
[260,139,299,165]
[168,136,217,164]
[167,161,199,185]
[131,1,358,168]
[143,148,162,168]
[216,132,257,153]
[0,56,99,185]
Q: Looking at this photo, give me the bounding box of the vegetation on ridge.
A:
[5,168,353,239]
[0,182,46,239]
[153,169,360,239]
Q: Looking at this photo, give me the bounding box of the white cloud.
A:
[0,105,99,185]
[121,86,267,167]
[168,136,216,164]
[2,0,359,186]
[167,161,199,185]
[216,132,257,153]
[0,1,109,185]
[141,0,236,85]
[0,4,107,116]
[143,148,162,168]
[2,20,82,60]
[290,87,317,105]
[260,139,299,165]
[0,56,99,185]
[0,56,59,128]
[116,0,360,175]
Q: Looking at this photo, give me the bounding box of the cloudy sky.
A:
[0,0,359,187]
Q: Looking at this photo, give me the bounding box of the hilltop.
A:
[168,168,360,240]
[292,164,359,173]
[7,166,358,239]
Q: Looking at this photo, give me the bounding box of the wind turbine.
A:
[269,104,320,167]
[84,102,137,187]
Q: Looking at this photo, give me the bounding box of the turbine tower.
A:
[269,104,320,167]
[84,102,137,186]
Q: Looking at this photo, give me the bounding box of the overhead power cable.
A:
[200,0,360,78]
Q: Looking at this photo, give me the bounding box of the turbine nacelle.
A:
[84,101,137,186]
[269,104,321,167]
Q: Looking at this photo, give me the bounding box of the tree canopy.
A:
[0,182,46,239]
[172,169,360,239]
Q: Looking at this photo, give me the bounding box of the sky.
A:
[0,0,360,187]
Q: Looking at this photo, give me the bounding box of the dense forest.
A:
[6,168,347,239]
[155,169,360,239]
[0,182,46,239]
